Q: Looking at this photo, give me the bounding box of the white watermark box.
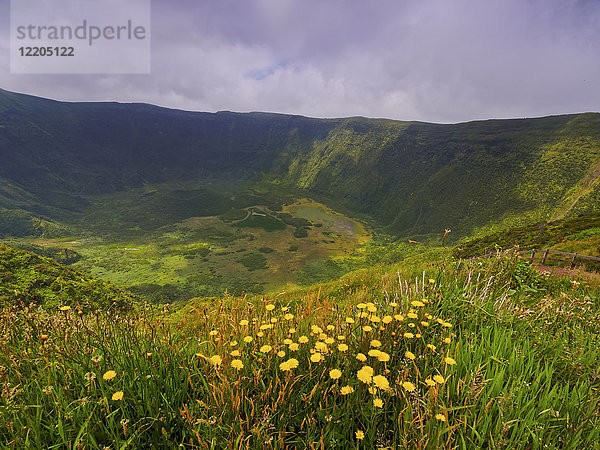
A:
[10,0,151,74]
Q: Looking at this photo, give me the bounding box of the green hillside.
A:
[1,89,600,240]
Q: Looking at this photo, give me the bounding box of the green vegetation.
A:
[2,254,599,448]
[235,213,287,231]
[0,210,67,238]
[0,244,133,309]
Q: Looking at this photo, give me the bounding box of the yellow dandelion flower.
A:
[329,369,342,380]
[373,375,390,390]
[382,315,393,324]
[390,302,398,307]
[367,305,377,313]
[337,335,346,340]
[429,278,435,284]
[315,341,328,352]
[103,370,116,381]
[408,312,418,319]
[368,349,381,358]
[346,317,355,324]
[239,320,249,326]
[281,306,289,312]
[359,311,369,318]
[259,324,272,330]
[368,386,377,395]
[112,391,124,401]
[433,375,445,384]
[270,318,278,323]
[286,358,299,369]
[373,398,384,408]
[405,351,416,360]
[340,385,354,395]
[284,313,294,320]
[402,381,416,392]
[310,352,323,363]
[266,304,275,311]
[231,359,244,370]
[404,332,414,338]
[209,330,218,336]
[443,322,453,328]
[209,355,222,366]
[421,321,429,327]
[289,327,297,334]
[357,303,367,309]
[408,323,415,328]
[338,343,348,351]
[435,413,446,421]
[426,314,433,319]
[59,305,71,311]
[377,351,390,362]
[289,343,300,351]
[362,325,373,332]
[327,325,335,331]
[416,333,422,338]
[425,378,436,387]
[230,350,241,357]
[356,353,367,362]
[283,338,293,345]
[370,339,382,348]
[257,332,264,337]
[445,356,456,365]
[325,337,335,344]
[318,333,328,340]
[369,315,381,323]
[243,336,253,343]
[357,366,373,384]
[394,314,404,321]
[229,340,238,347]
[277,351,286,357]
[260,345,272,353]
[411,300,424,307]
[311,325,323,334]
[356,430,365,440]
[427,344,437,351]
[444,337,451,344]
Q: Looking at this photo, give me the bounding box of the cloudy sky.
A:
[1,0,599,123]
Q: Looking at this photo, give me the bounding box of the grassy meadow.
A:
[2,251,599,449]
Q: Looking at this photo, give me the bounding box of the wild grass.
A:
[2,254,599,448]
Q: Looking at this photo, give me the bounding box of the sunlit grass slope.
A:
[2,253,599,448]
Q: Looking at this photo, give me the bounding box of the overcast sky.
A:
[1,0,599,123]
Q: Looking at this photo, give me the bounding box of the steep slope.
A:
[1,88,600,239]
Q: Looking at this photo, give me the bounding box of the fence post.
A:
[570,254,577,269]
[530,250,535,263]
[541,249,549,264]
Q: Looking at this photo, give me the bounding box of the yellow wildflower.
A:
[433,375,445,384]
[373,398,384,408]
[283,338,293,345]
[289,328,296,334]
[404,332,414,338]
[356,303,367,309]
[259,345,272,353]
[402,381,416,392]
[356,353,367,362]
[445,357,456,365]
[230,350,241,357]
[257,332,264,337]
[298,335,309,344]
[209,355,222,366]
[229,340,238,347]
[389,302,398,307]
[338,343,348,351]
[310,352,323,363]
[435,413,446,421]
[325,337,335,345]
[239,320,249,326]
[368,349,381,358]
[421,321,430,327]
[411,300,424,307]
[103,370,116,381]
[405,351,416,360]
[112,391,124,401]
[284,313,294,320]
[266,304,275,311]
[444,337,452,344]
[362,325,373,332]
[277,351,286,357]
[59,305,71,311]
[370,339,382,348]
[427,344,437,351]
[340,385,354,395]
[209,330,218,336]
[382,315,393,324]
[327,325,335,331]
[243,336,253,343]
[373,375,390,390]
[429,278,435,284]
[408,312,418,319]
[231,359,244,370]
[425,378,436,387]
[337,335,346,340]
[329,369,342,380]
[394,314,404,321]
[346,317,355,324]
[315,341,328,352]
[377,352,390,362]
[356,430,365,440]
[270,318,278,323]
[289,343,300,351]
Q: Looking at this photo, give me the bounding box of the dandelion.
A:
[369,386,377,395]
[299,335,309,343]
[416,333,422,338]
[404,332,414,339]
[230,350,241,357]
[357,366,374,384]
[425,378,436,387]
[231,359,244,370]
[421,321,430,327]
[356,430,365,440]
[444,357,456,365]
[373,375,390,390]
[370,339,382,348]
[266,304,275,311]
[209,330,218,336]
[289,343,300,351]
[340,385,354,395]
[277,351,286,357]
[103,370,116,381]
[402,381,416,392]
[284,313,294,320]
[429,278,435,284]
[329,369,342,380]
[239,319,249,326]
[346,317,355,324]
[362,325,373,332]
[338,343,348,351]
[444,337,452,344]
[356,353,367,362]
[59,305,71,311]
[310,353,323,363]
[229,340,238,347]
[281,306,289,311]
[210,355,223,366]
[244,336,253,343]
[433,375,445,384]
[315,342,328,352]
[377,352,390,362]
[366,303,377,313]
[289,328,296,334]
[260,345,272,353]
[40,334,48,341]
[280,358,299,371]
[443,322,453,328]
[405,351,416,360]
[257,332,265,337]
[337,335,346,340]
[408,323,415,328]
[411,300,424,307]
[394,314,404,321]
[435,413,446,422]
[369,315,381,323]
[357,303,367,309]
[390,302,398,307]
[408,313,418,319]
[327,325,335,331]
[270,318,278,323]
[373,398,384,408]
[259,324,272,330]
[427,344,437,351]
[318,333,328,340]
[112,391,124,401]
[311,325,323,334]
[368,349,381,358]
[382,315,393,324]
